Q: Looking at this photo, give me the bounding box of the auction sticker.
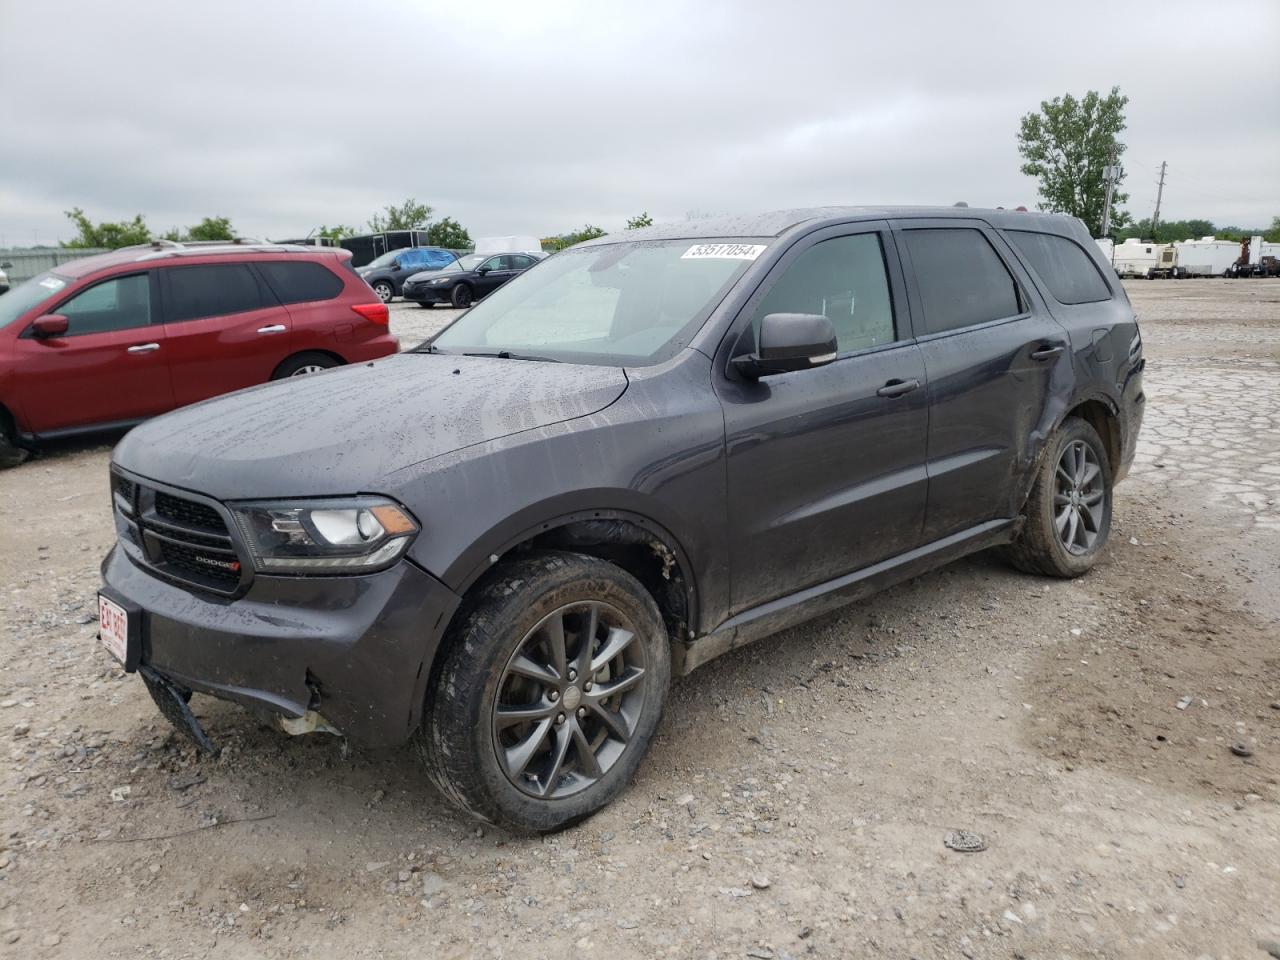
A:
[681,243,767,261]
[38,276,67,291]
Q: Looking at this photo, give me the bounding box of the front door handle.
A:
[876,378,920,398]
[1031,344,1065,361]
[257,324,287,335]
[127,343,160,354]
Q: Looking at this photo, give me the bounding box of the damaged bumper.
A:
[101,545,461,746]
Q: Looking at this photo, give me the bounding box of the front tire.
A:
[1006,416,1112,577]
[451,283,473,308]
[0,417,29,469]
[416,551,671,833]
[372,280,394,303]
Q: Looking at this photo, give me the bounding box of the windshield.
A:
[0,272,68,330]
[442,254,485,273]
[429,239,767,366]
[365,250,404,269]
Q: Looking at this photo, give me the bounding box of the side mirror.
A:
[476,265,490,275]
[31,314,70,338]
[732,313,837,379]
[390,260,401,270]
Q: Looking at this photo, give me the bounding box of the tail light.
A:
[351,303,389,325]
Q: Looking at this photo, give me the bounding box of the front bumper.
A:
[101,545,460,745]
[401,283,449,304]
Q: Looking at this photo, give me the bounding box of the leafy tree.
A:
[368,198,433,233]
[426,216,471,249]
[185,216,235,241]
[62,207,151,249]
[1017,87,1131,236]
[316,224,357,242]
[544,225,608,251]
[1267,216,1280,243]
[626,212,653,230]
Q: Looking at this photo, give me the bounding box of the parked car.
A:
[0,240,397,467]
[0,260,11,295]
[401,251,545,308]
[355,247,457,302]
[99,207,1144,832]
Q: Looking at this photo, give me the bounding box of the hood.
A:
[113,353,628,499]
[405,268,454,282]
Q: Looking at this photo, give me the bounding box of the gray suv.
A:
[99,206,1145,832]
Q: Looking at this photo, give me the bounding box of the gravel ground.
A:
[1,281,1277,960]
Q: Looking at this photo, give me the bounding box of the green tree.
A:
[316,224,356,242]
[368,198,433,233]
[1266,216,1280,243]
[62,207,151,249]
[1017,86,1131,236]
[544,224,607,251]
[626,212,653,230]
[185,216,235,241]
[426,216,471,249]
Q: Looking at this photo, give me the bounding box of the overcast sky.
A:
[1,0,1277,247]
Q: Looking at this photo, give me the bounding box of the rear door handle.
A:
[1031,344,1065,361]
[127,343,160,354]
[876,378,920,398]
[257,324,287,335]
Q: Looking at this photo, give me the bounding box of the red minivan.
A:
[0,241,398,466]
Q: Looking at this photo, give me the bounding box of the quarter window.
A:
[256,261,344,304]
[55,273,152,335]
[1005,230,1112,305]
[902,228,1022,334]
[163,264,271,322]
[751,233,896,353]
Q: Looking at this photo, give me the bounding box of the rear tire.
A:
[451,283,473,308]
[271,352,341,379]
[1006,416,1112,578]
[0,418,29,469]
[416,551,671,833]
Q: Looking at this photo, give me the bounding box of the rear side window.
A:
[164,264,271,322]
[901,228,1022,334]
[257,260,344,304]
[1006,230,1112,304]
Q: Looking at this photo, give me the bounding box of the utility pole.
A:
[1100,144,1119,238]
[1151,161,1167,240]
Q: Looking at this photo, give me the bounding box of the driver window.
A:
[483,256,508,271]
[56,274,152,335]
[751,233,896,353]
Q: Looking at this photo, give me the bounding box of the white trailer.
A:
[1173,237,1239,277]
[1112,239,1167,278]
[1094,237,1114,263]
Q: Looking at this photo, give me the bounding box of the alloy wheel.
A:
[374,283,393,302]
[1054,439,1104,555]
[290,364,326,377]
[493,601,647,799]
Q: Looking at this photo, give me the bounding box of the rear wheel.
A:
[271,352,341,380]
[416,551,671,832]
[451,283,473,308]
[372,280,394,303]
[1006,416,1112,577]
[0,413,29,469]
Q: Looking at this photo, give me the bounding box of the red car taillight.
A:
[351,303,389,325]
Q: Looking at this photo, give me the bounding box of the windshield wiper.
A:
[463,350,561,363]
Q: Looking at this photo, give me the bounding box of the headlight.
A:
[230,497,418,574]
[429,277,452,285]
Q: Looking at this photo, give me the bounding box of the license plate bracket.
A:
[97,589,142,672]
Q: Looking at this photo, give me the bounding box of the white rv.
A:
[1173,237,1239,277]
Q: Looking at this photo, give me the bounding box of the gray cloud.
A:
[2,0,1277,247]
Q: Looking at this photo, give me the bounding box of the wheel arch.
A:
[448,507,699,649]
[1062,392,1122,476]
[270,349,346,379]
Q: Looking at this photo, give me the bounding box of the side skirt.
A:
[673,519,1017,675]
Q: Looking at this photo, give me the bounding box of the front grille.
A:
[155,490,223,531]
[112,470,248,596]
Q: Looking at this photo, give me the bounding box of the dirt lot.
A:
[1,281,1278,959]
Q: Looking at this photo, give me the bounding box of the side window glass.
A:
[483,257,507,271]
[901,228,1022,334]
[256,261,343,304]
[164,264,270,322]
[511,256,533,269]
[57,274,152,335]
[1005,230,1111,305]
[751,233,896,353]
